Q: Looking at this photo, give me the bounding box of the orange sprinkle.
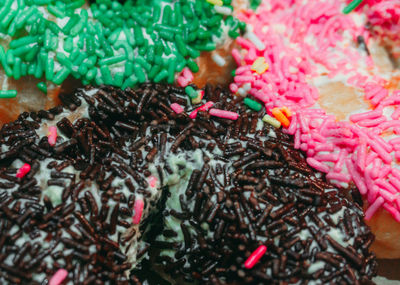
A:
[281,106,292,118]
[271,108,290,128]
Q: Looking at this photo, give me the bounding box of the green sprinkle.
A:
[12,44,32,57]
[64,37,73,53]
[37,82,47,93]
[0,90,17,98]
[70,9,88,36]
[135,56,151,72]
[53,67,70,85]
[167,58,176,84]
[123,27,135,46]
[148,64,161,80]
[20,62,27,76]
[113,72,124,87]
[185,86,198,99]
[63,14,80,35]
[187,59,199,73]
[100,65,113,85]
[154,69,169,83]
[9,36,38,49]
[48,5,66,18]
[6,51,14,65]
[45,57,54,81]
[244,98,262,111]
[343,0,364,14]
[13,57,21,80]
[124,61,134,77]
[122,74,138,90]
[99,54,126,66]
[86,68,97,81]
[133,63,146,83]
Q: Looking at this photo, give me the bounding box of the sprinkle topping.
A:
[16,163,31,178]
[251,57,269,74]
[49,269,68,285]
[47,126,57,146]
[244,245,267,269]
[133,199,144,225]
[0,0,244,92]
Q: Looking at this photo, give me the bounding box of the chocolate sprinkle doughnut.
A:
[0,83,377,284]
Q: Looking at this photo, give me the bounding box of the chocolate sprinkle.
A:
[0,83,377,284]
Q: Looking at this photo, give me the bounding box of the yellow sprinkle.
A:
[251,57,269,74]
[192,90,204,104]
[206,0,223,6]
[262,115,281,128]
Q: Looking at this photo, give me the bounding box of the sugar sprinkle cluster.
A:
[0,0,245,96]
[230,0,400,221]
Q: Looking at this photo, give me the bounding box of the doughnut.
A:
[0,0,246,125]
[0,83,377,283]
[228,0,400,259]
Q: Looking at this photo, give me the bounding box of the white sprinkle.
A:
[237,88,247,96]
[212,53,226,67]
[214,6,232,15]
[247,31,266,51]
[243,83,252,92]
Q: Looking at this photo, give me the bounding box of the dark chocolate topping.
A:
[0,83,377,284]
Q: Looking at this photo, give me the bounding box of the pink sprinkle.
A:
[392,168,400,180]
[333,150,347,172]
[132,199,144,225]
[383,203,400,222]
[16,163,31,178]
[326,171,351,183]
[177,77,189,87]
[234,75,254,84]
[230,83,239,93]
[370,159,381,179]
[170,103,184,114]
[375,179,397,194]
[379,165,392,179]
[367,138,392,164]
[346,158,368,195]
[315,143,334,152]
[148,176,158,188]
[209,109,239,120]
[390,175,400,192]
[189,109,198,119]
[182,67,194,81]
[313,153,339,162]
[365,197,384,220]
[356,141,367,172]
[306,157,329,173]
[357,116,386,127]
[379,188,396,202]
[47,126,57,146]
[244,245,267,269]
[370,88,388,106]
[286,113,297,135]
[294,129,301,149]
[231,48,242,65]
[49,269,68,285]
[198,101,214,112]
[391,107,400,120]
[349,109,382,123]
